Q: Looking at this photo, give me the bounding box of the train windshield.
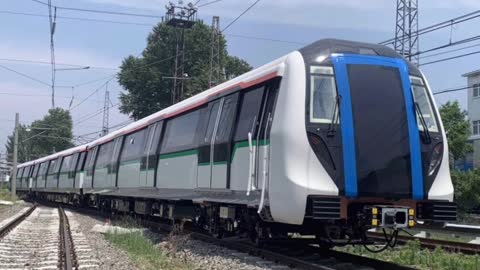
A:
[309,66,339,124]
[410,76,439,133]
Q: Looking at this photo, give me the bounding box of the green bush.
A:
[451,169,480,213]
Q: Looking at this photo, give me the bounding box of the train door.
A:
[109,137,123,187]
[211,94,239,188]
[197,100,221,188]
[254,83,279,191]
[141,122,163,187]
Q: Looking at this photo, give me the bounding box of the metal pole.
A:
[11,113,18,198]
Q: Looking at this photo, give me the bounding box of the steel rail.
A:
[33,201,415,270]
[59,207,77,270]
[368,232,480,255]
[0,204,36,238]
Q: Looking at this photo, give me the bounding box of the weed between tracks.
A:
[338,240,480,270]
[0,188,17,202]
[105,219,193,270]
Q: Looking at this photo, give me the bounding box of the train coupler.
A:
[368,205,415,228]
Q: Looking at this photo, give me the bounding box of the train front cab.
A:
[269,40,456,244]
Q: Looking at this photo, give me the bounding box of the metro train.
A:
[15,39,456,247]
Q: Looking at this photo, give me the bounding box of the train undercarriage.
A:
[19,189,454,251]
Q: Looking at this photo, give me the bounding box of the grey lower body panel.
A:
[83,188,262,207]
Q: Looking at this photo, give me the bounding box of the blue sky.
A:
[1,0,480,149]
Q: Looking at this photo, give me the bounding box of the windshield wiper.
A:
[327,95,341,137]
[415,102,432,144]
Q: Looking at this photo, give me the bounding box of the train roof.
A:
[299,38,421,75]
[17,39,418,167]
[85,54,289,148]
[18,144,88,167]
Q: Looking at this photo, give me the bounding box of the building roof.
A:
[462,69,480,77]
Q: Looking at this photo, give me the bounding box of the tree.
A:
[5,108,74,163]
[439,101,472,161]
[451,169,480,213]
[118,21,252,120]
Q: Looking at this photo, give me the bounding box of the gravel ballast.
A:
[71,211,139,270]
[0,202,32,223]
[73,210,289,270]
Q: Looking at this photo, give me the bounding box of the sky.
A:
[1,0,480,151]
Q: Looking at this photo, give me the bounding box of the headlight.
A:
[428,143,443,176]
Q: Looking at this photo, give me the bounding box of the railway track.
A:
[0,204,100,270]
[368,231,480,255]
[31,201,417,269]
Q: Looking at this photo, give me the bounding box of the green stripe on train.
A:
[159,149,198,160]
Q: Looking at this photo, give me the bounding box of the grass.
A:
[0,188,17,202]
[338,240,480,270]
[105,229,193,270]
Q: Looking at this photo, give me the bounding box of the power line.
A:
[380,10,480,45]
[0,9,154,27]
[198,0,223,7]
[0,92,71,98]
[419,50,480,66]
[0,9,304,46]
[69,75,116,111]
[75,103,119,126]
[0,64,51,86]
[222,0,260,32]
[31,0,162,18]
[0,56,118,70]
[412,34,480,57]
[433,85,473,96]
[420,42,480,60]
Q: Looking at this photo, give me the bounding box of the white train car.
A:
[18,39,456,246]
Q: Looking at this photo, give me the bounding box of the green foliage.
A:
[339,240,480,269]
[105,231,191,270]
[118,21,252,120]
[451,169,480,213]
[5,108,74,163]
[439,101,472,160]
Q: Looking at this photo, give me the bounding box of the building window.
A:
[474,83,480,97]
[473,120,480,135]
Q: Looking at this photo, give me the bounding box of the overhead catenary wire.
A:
[420,42,480,60]
[31,0,162,18]
[0,9,304,46]
[69,75,117,111]
[379,10,480,45]
[0,64,52,86]
[419,50,480,66]
[433,85,475,96]
[222,0,260,32]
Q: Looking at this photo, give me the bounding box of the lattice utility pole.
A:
[209,16,221,88]
[101,82,110,136]
[165,2,197,104]
[394,0,419,64]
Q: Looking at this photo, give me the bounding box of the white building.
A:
[462,69,480,169]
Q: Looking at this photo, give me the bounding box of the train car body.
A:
[19,39,456,245]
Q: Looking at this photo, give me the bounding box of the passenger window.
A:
[234,87,265,141]
[32,164,39,178]
[96,141,114,168]
[48,159,58,175]
[215,95,238,143]
[204,102,221,144]
[148,122,163,155]
[120,129,148,161]
[161,109,201,153]
[60,155,73,176]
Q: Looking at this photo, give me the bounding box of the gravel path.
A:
[0,202,32,223]
[70,211,139,270]
[73,210,289,270]
[153,232,289,270]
